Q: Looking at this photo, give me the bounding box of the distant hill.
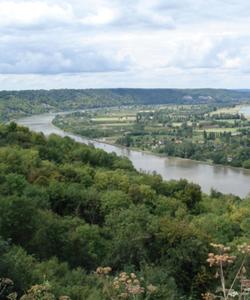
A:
[1,88,250,121]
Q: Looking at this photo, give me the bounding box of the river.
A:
[17,112,250,198]
[240,106,250,117]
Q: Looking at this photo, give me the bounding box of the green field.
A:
[53,104,250,169]
[195,128,238,133]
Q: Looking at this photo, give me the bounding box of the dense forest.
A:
[1,88,250,121]
[1,122,250,299]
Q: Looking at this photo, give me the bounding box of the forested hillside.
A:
[1,88,250,121]
[0,123,250,299]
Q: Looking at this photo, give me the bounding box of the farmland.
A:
[53,104,250,168]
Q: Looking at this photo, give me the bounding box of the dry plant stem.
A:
[226,255,246,299]
[0,286,6,297]
[239,282,243,300]
[220,260,227,300]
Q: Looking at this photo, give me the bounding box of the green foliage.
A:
[100,190,131,214]
[0,195,39,246]
[1,88,250,122]
[54,104,250,169]
[105,205,157,268]
[243,159,250,169]
[0,123,249,299]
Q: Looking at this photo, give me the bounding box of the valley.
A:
[52,104,250,170]
[18,110,250,197]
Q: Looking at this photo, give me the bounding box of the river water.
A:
[17,113,250,198]
[240,106,250,117]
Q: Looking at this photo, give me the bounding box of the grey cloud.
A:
[111,1,176,29]
[152,0,250,24]
[0,44,131,74]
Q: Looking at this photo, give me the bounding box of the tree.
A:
[0,195,38,246]
[105,205,157,268]
[243,159,250,169]
[100,190,131,214]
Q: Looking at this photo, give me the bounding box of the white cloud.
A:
[80,7,118,26]
[0,0,250,88]
[0,1,74,27]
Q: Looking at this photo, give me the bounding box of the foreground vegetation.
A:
[53,104,250,169]
[1,122,250,299]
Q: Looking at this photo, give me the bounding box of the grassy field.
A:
[195,128,238,133]
[54,105,247,140]
[92,116,136,122]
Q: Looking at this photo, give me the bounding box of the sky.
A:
[0,0,250,90]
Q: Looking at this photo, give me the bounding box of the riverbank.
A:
[52,104,250,171]
[211,104,250,119]
[16,111,250,197]
[52,119,250,173]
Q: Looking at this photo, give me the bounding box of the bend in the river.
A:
[17,112,250,198]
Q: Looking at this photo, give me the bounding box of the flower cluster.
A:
[113,272,144,297]
[210,243,231,252]
[238,243,250,254]
[201,292,215,300]
[20,284,56,300]
[0,278,14,288]
[112,272,157,299]
[95,267,157,299]
[207,243,236,267]
[0,278,16,300]
[207,252,236,267]
[96,266,112,275]
[228,289,239,298]
[203,243,250,299]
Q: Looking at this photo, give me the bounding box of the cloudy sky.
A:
[0,0,250,90]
